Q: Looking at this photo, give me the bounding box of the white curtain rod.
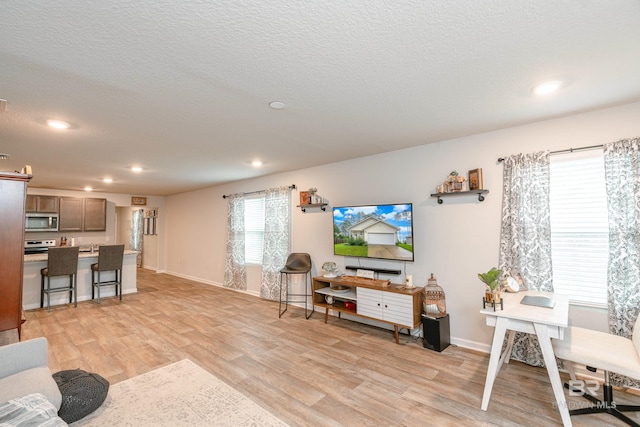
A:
[222,184,296,199]
[497,144,604,162]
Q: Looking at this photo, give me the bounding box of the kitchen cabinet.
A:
[83,198,107,231]
[26,195,59,213]
[59,197,84,231]
[312,276,422,344]
[59,197,107,232]
[0,172,31,341]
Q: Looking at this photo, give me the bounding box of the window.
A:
[244,196,265,264]
[549,150,608,306]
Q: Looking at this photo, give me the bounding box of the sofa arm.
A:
[0,337,49,379]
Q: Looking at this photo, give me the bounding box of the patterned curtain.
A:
[260,186,291,300]
[130,209,144,267]
[224,195,247,290]
[499,151,553,367]
[603,137,640,388]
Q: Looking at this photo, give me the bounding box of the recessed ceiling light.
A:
[103,177,113,183]
[269,101,285,109]
[0,153,9,160]
[46,119,71,129]
[251,160,263,167]
[131,166,143,173]
[84,186,93,192]
[532,80,562,96]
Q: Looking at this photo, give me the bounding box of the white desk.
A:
[481,291,571,426]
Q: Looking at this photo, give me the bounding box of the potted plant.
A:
[321,261,338,278]
[478,267,503,303]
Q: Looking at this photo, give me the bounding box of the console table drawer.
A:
[356,289,383,319]
[357,287,414,327]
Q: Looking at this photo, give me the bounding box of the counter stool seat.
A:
[41,247,79,312]
[91,245,124,304]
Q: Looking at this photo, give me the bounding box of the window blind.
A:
[549,150,608,306]
[245,197,265,264]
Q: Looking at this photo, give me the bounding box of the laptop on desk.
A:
[520,294,556,309]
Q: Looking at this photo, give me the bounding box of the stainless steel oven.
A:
[24,239,57,254]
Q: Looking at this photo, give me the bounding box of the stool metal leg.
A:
[118,270,122,300]
[73,274,77,307]
[40,274,45,309]
[304,271,314,319]
[278,271,314,319]
[278,272,288,318]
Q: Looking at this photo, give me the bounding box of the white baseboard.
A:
[163,271,261,298]
[451,337,491,354]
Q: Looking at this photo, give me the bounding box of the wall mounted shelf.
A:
[297,203,327,212]
[431,189,489,204]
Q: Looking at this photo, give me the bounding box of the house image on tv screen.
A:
[333,203,414,262]
[348,217,399,245]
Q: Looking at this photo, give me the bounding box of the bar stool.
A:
[41,246,80,312]
[279,253,313,319]
[91,244,124,303]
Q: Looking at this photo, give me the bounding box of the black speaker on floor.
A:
[422,314,450,352]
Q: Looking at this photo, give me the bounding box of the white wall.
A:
[164,101,640,352]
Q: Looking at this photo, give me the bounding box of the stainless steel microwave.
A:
[25,213,59,232]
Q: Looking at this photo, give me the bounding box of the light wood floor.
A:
[21,268,639,426]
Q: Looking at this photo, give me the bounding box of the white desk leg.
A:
[481,317,508,411]
[535,323,572,427]
[498,330,516,367]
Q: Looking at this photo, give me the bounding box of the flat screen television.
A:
[333,203,414,262]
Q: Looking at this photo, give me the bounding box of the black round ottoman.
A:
[53,369,109,424]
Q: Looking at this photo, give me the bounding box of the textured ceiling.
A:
[1,1,640,196]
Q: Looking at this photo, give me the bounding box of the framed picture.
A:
[131,196,147,206]
[299,191,309,205]
[468,168,483,190]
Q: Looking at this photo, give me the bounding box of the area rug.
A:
[70,359,289,427]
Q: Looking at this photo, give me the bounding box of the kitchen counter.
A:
[24,249,138,263]
[22,250,138,310]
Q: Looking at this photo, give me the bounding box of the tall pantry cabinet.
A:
[0,172,31,341]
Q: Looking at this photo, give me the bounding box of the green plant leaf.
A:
[478,267,503,290]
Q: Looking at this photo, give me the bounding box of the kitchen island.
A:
[23,250,138,310]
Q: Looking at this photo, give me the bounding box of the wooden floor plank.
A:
[19,267,639,427]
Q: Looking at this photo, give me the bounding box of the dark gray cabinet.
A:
[84,198,107,231]
[59,197,83,231]
[25,195,59,213]
[59,197,106,232]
